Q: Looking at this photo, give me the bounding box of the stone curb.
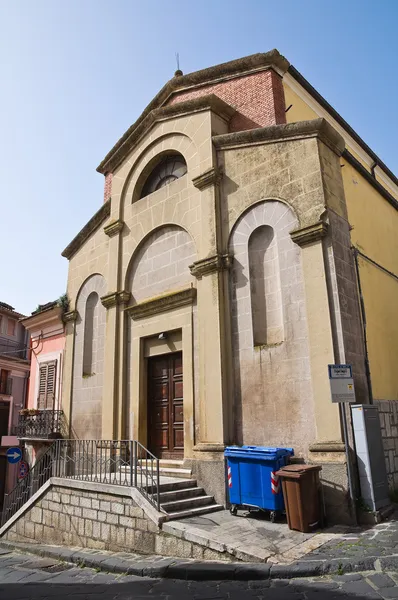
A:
[1,541,398,580]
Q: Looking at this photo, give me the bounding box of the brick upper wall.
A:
[167,69,286,132]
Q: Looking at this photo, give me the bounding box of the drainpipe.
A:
[352,247,374,404]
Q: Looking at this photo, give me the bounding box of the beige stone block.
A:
[24,521,35,539]
[82,508,97,520]
[101,522,110,540]
[118,515,132,528]
[34,523,44,539]
[127,505,144,518]
[92,521,101,539]
[106,512,118,525]
[135,518,148,531]
[31,507,43,524]
[87,537,106,550]
[85,520,93,537]
[191,544,204,559]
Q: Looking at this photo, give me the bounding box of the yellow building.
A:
[58,50,398,524]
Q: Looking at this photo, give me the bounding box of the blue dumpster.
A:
[225,446,294,521]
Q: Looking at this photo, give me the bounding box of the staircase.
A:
[129,459,223,520]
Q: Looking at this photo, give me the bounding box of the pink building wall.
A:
[27,333,65,409]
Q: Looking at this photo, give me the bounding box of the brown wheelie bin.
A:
[275,464,323,533]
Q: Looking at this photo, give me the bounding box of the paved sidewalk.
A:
[2,508,398,582]
[0,551,397,599]
[164,507,349,562]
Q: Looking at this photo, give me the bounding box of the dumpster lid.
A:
[275,464,322,478]
[225,445,294,458]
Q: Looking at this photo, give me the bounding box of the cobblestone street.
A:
[0,551,397,599]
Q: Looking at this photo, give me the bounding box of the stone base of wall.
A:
[375,400,398,492]
[1,479,233,562]
[308,451,355,526]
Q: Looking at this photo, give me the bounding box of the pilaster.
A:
[291,225,342,444]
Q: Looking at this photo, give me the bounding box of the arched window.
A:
[83,292,98,376]
[140,154,187,198]
[248,225,284,346]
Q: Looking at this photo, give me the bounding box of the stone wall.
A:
[228,200,315,456]
[376,400,398,492]
[2,480,232,561]
[72,274,107,440]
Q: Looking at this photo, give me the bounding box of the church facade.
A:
[60,50,398,523]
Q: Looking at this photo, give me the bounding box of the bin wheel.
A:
[270,510,277,523]
[230,505,238,516]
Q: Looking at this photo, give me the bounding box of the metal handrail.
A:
[1,442,57,526]
[0,439,161,527]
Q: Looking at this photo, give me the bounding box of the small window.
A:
[37,360,57,410]
[0,370,12,395]
[141,154,187,198]
[7,319,16,336]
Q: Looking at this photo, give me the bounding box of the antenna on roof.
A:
[174,52,183,77]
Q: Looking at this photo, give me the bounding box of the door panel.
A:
[148,352,183,458]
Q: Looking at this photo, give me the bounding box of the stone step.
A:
[159,486,205,503]
[145,479,198,494]
[161,495,215,513]
[120,465,192,479]
[166,503,224,521]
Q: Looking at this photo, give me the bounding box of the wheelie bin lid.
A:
[224,445,294,460]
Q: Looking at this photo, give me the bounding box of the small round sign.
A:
[6,447,22,464]
[18,461,29,480]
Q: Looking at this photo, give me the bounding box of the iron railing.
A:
[56,439,160,510]
[1,442,56,526]
[1,439,160,527]
[13,410,66,439]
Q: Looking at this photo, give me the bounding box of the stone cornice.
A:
[290,221,329,247]
[101,291,131,309]
[97,95,235,175]
[103,219,125,237]
[62,199,111,260]
[192,167,223,191]
[126,287,196,320]
[189,254,233,279]
[97,50,288,175]
[63,310,79,323]
[213,118,345,156]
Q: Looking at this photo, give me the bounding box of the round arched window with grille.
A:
[140,154,187,198]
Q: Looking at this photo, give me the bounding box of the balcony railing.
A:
[13,410,66,439]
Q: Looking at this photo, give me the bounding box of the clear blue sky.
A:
[1,0,397,315]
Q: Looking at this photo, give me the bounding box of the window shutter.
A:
[37,364,48,409]
[45,361,57,409]
[37,360,57,409]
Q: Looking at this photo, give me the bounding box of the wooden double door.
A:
[147,352,184,458]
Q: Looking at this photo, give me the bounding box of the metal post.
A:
[156,460,160,512]
[134,441,138,488]
[129,440,133,488]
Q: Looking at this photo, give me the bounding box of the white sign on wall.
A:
[328,364,356,403]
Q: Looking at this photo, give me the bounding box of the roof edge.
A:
[97,49,288,174]
[21,305,63,329]
[97,94,236,175]
[61,198,111,260]
[288,65,398,190]
[213,118,345,156]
